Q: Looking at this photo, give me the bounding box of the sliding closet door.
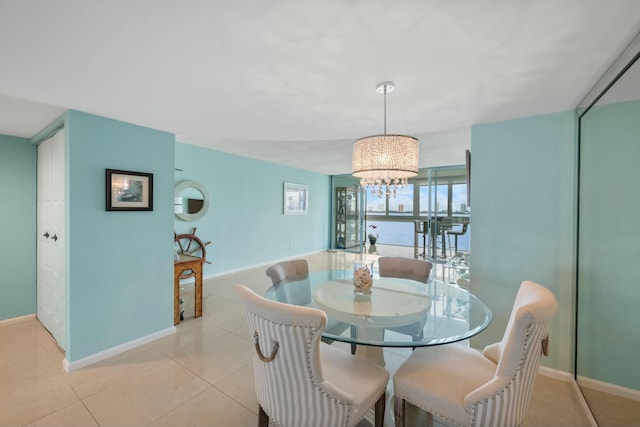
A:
[37,129,66,349]
[577,54,640,423]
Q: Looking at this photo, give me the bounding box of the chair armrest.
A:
[483,342,501,364]
[463,376,510,412]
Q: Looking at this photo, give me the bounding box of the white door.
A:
[37,129,66,349]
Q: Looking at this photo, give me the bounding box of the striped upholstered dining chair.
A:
[393,280,558,427]
[235,285,389,427]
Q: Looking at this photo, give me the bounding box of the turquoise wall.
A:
[470,111,577,372]
[66,111,175,362]
[578,100,640,390]
[174,142,331,275]
[0,135,36,320]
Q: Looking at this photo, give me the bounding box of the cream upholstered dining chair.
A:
[235,285,389,427]
[378,257,433,283]
[393,280,558,427]
[266,259,356,354]
[265,258,309,286]
[378,257,433,344]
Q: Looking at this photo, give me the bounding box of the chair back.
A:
[450,222,469,235]
[266,259,312,305]
[466,281,558,427]
[378,257,433,283]
[235,285,353,427]
[266,259,309,286]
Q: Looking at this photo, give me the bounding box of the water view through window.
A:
[362,166,470,251]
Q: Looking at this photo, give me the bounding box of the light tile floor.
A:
[0,249,600,427]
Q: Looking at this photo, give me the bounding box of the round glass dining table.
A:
[264,269,492,364]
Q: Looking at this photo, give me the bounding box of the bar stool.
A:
[446,220,469,255]
[414,220,427,259]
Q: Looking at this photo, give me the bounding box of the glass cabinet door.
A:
[335,186,359,249]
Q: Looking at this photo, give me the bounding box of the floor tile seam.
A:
[67,356,183,400]
[26,399,100,427]
[0,359,62,386]
[0,367,70,397]
[8,378,82,427]
[13,399,79,427]
[201,359,254,389]
[211,381,260,417]
[173,345,253,388]
[158,332,236,380]
[78,398,101,427]
[229,328,251,342]
[140,384,214,427]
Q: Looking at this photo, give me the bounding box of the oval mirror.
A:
[175,180,210,221]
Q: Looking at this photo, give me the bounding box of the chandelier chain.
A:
[383,86,387,134]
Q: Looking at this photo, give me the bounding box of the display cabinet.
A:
[335,187,359,249]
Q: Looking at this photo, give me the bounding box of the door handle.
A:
[52,234,58,242]
[43,232,50,238]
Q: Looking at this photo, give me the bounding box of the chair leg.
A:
[350,325,357,355]
[394,396,405,427]
[374,391,386,427]
[258,404,269,427]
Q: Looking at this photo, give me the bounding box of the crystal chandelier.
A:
[352,82,419,198]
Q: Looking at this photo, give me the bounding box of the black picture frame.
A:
[106,169,153,211]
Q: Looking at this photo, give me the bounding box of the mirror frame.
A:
[175,179,210,221]
[578,32,640,117]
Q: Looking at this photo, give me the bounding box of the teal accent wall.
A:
[66,110,175,362]
[470,111,577,372]
[578,100,640,390]
[0,135,36,320]
[174,142,331,274]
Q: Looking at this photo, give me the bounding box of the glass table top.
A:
[264,269,492,348]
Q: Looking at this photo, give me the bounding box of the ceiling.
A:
[1,1,639,175]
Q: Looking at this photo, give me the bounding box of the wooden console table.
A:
[174,253,204,325]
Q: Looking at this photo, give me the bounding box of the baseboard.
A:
[538,365,574,382]
[63,326,176,372]
[572,379,600,427]
[0,313,36,326]
[537,366,598,427]
[577,375,640,402]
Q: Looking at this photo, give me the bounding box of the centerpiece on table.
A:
[353,260,373,294]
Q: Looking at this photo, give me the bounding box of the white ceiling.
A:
[1,1,639,175]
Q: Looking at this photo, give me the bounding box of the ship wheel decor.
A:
[174,227,211,279]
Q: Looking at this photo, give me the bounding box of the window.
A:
[359,165,469,250]
[366,184,414,215]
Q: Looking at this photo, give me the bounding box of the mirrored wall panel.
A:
[577,36,640,425]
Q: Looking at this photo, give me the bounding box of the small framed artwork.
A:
[106,169,153,211]
[284,182,308,215]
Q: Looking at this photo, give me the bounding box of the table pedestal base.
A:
[354,327,386,367]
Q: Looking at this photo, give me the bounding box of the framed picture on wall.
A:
[283,182,308,215]
[106,169,154,211]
